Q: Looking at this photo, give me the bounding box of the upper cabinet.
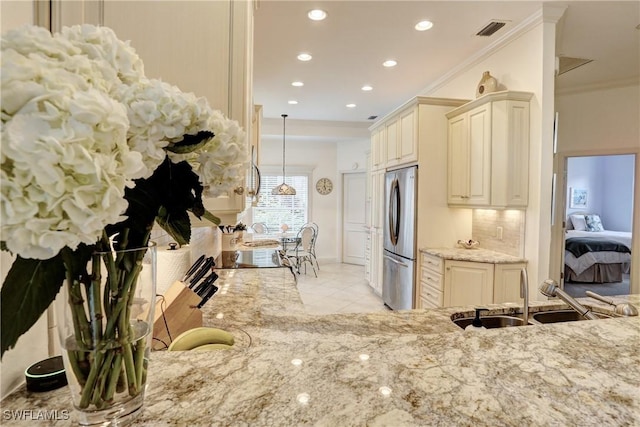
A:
[370,97,463,172]
[385,108,417,168]
[445,91,532,208]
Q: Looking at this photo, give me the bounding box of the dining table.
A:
[240,231,301,251]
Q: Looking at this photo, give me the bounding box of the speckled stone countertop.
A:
[2,268,639,426]
[421,247,527,263]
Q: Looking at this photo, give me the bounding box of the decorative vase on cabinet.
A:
[476,71,498,98]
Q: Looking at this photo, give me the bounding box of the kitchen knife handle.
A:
[197,284,219,309]
[182,255,205,282]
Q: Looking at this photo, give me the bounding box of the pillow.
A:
[585,214,604,232]
[570,214,587,231]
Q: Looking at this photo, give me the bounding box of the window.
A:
[252,171,310,232]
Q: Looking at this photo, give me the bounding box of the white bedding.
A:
[565,229,632,248]
[564,229,632,275]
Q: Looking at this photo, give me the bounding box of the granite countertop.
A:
[421,247,527,263]
[2,268,639,426]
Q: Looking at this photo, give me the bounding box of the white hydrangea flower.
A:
[169,110,248,197]
[59,24,145,84]
[115,79,214,178]
[1,27,145,259]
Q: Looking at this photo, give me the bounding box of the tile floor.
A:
[295,262,389,315]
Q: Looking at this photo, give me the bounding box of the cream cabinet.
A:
[416,252,527,308]
[447,103,492,206]
[446,91,532,208]
[418,253,445,308]
[493,263,528,304]
[444,260,494,307]
[367,169,385,296]
[378,106,418,169]
[371,127,386,171]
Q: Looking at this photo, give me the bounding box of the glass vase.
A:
[56,242,157,426]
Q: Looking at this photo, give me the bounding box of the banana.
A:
[192,343,233,351]
[167,327,235,351]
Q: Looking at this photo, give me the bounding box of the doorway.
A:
[342,172,367,265]
[559,154,636,297]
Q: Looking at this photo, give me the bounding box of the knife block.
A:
[152,281,203,350]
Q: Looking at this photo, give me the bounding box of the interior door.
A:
[342,172,367,265]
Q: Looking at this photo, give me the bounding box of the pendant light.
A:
[271,114,297,195]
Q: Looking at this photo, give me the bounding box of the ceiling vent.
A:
[367,115,378,120]
[556,56,594,76]
[476,20,507,37]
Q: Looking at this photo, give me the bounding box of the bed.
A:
[564,213,632,283]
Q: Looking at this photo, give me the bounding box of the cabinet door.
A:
[399,108,417,164]
[447,114,469,204]
[467,104,491,206]
[493,263,527,304]
[444,261,494,306]
[491,100,530,207]
[371,170,385,229]
[385,119,399,166]
[371,128,381,170]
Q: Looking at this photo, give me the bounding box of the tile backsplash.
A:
[472,209,525,257]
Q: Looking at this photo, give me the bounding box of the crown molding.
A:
[420,8,544,98]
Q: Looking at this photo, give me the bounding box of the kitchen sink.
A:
[530,309,612,324]
[453,315,530,330]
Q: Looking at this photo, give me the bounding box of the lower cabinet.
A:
[444,260,494,306]
[417,252,526,308]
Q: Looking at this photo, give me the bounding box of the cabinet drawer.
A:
[420,297,439,309]
[420,281,444,307]
[421,253,444,274]
[420,268,444,292]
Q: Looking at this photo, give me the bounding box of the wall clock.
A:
[315,178,333,195]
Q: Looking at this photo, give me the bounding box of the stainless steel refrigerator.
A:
[382,165,417,310]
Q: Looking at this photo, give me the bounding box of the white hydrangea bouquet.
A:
[0,24,246,413]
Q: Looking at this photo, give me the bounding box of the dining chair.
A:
[250,222,269,234]
[285,226,317,277]
[302,222,320,271]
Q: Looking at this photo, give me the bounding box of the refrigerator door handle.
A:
[388,178,400,246]
[383,254,409,268]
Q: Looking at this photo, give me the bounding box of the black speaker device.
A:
[25,356,67,392]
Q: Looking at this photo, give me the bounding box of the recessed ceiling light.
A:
[361,85,373,91]
[382,60,397,67]
[288,100,298,105]
[297,53,312,61]
[291,81,304,87]
[308,9,327,21]
[346,104,356,108]
[415,20,434,31]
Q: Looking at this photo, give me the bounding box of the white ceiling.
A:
[253,1,640,129]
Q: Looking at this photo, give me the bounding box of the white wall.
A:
[566,156,604,216]
[556,84,640,153]
[601,155,635,232]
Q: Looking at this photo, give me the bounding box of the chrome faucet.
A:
[539,279,599,320]
[520,268,529,322]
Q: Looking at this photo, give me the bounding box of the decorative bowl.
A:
[457,239,480,249]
